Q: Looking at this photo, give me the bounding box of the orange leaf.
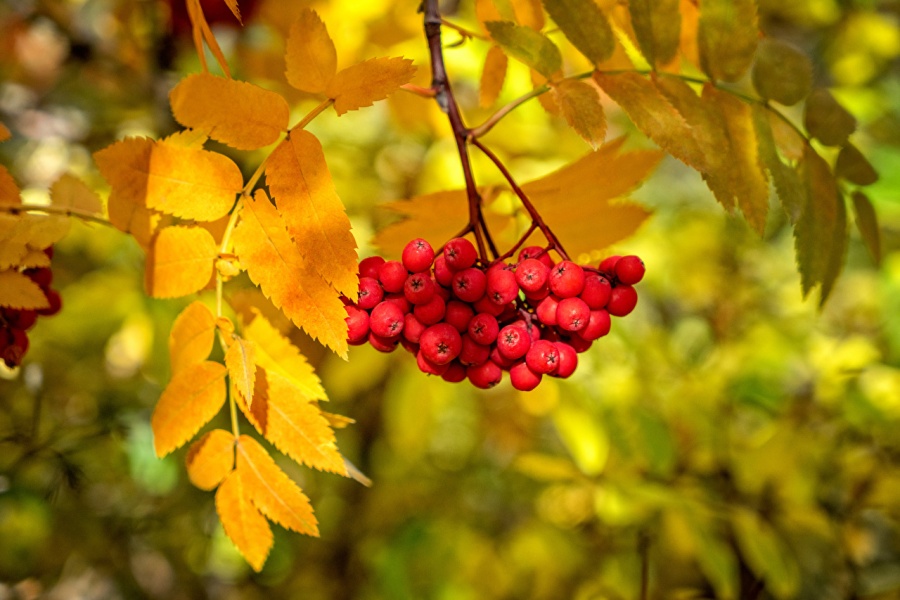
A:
[169,301,217,375]
[326,57,417,116]
[236,434,319,536]
[186,0,231,77]
[0,214,70,269]
[93,137,241,223]
[226,336,256,406]
[0,123,10,142]
[222,0,241,23]
[215,470,272,572]
[552,78,607,148]
[238,367,347,476]
[231,191,348,357]
[0,270,50,310]
[49,173,103,216]
[151,360,227,457]
[146,226,218,299]
[170,73,289,150]
[480,45,508,107]
[285,9,337,94]
[186,429,235,490]
[266,132,358,299]
[0,165,21,207]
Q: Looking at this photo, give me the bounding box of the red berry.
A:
[2,329,29,368]
[554,342,578,378]
[37,289,62,317]
[459,334,490,366]
[368,331,399,353]
[378,260,408,293]
[556,297,590,332]
[598,255,621,277]
[515,258,549,294]
[615,255,645,285]
[525,339,560,375]
[578,309,611,341]
[417,349,449,376]
[580,274,612,309]
[536,296,559,326]
[419,323,462,365]
[607,285,638,317]
[523,285,550,302]
[444,300,475,333]
[369,301,405,338]
[451,268,486,303]
[467,360,503,389]
[383,293,411,315]
[403,272,436,305]
[358,256,386,279]
[4,309,37,330]
[402,238,435,273]
[357,277,383,310]
[400,338,419,355]
[433,254,454,287]
[473,295,505,317]
[25,268,52,289]
[403,313,427,344]
[489,346,515,369]
[443,238,477,271]
[441,361,467,383]
[434,283,451,302]
[486,266,519,305]
[413,294,446,325]
[549,261,585,298]
[568,334,593,353]
[497,324,532,360]
[510,361,542,391]
[345,305,370,345]
[518,246,554,268]
[468,313,499,345]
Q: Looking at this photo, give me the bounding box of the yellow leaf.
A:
[628,0,681,67]
[49,173,103,216]
[0,214,70,269]
[185,429,235,490]
[13,249,51,269]
[243,308,325,401]
[226,336,256,406]
[552,79,607,148]
[0,123,10,142]
[698,0,758,82]
[326,57,417,116]
[231,191,348,357]
[146,226,218,299]
[93,137,241,223]
[0,270,50,310]
[511,0,544,30]
[322,412,354,429]
[541,0,616,66]
[266,132,358,299]
[170,73,289,150]
[169,301,217,375]
[162,128,210,149]
[238,367,347,476]
[236,434,319,536]
[285,9,337,94]
[215,470,273,572]
[151,360,227,457]
[0,166,20,207]
[480,45,508,108]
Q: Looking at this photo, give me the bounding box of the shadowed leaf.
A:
[836,143,878,186]
[804,89,856,146]
[541,0,615,66]
[851,191,881,265]
[752,39,813,106]
[628,0,681,67]
[698,0,758,82]
[486,21,562,78]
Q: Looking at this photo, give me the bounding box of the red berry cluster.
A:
[1,248,62,369]
[343,238,644,391]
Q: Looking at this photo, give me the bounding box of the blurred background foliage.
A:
[1,0,899,598]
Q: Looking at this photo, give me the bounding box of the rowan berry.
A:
[486,266,519,305]
[525,339,560,375]
[378,260,408,293]
[489,346,515,369]
[518,246,554,268]
[549,261,585,298]
[345,305,370,345]
[556,297,590,332]
[441,361,467,383]
[2,329,29,368]
[615,255,645,285]
[413,294,446,325]
[607,285,638,317]
[25,268,52,289]
[368,331,399,353]
[358,256,386,279]
[567,334,593,353]
[467,313,499,345]
[433,254,454,287]
[403,272,435,305]
[510,361,542,391]
[553,342,578,378]
[443,238,477,271]
[580,274,611,309]
[515,258,549,294]
[417,349,449,376]
[598,255,621,277]
[403,313,427,344]
[357,277,383,310]
[536,295,559,326]
[419,323,463,365]
[382,293,411,314]
[466,360,502,389]
[444,300,475,333]
[497,324,531,360]
[369,301,405,338]
[3,309,36,331]
[473,295,505,317]
[451,268,487,303]
[459,334,490,366]
[37,289,62,317]
[402,238,435,273]
[577,309,611,341]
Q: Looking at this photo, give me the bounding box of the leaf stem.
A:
[292,98,335,133]
[0,203,112,228]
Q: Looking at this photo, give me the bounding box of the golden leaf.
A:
[226,336,256,406]
[0,166,20,207]
[511,0,544,29]
[698,0,758,82]
[238,367,347,476]
[480,45,508,108]
[215,470,273,572]
[285,9,337,94]
[0,270,50,310]
[326,57,417,116]
[552,78,607,148]
[50,173,103,216]
[322,412,354,429]
[169,301,217,375]
[266,132,358,299]
[186,0,231,77]
[93,137,241,223]
[231,191,348,357]
[222,0,241,23]
[236,434,319,536]
[13,249,51,269]
[0,214,70,269]
[170,73,289,150]
[162,128,210,149]
[151,360,227,457]
[146,226,218,299]
[186,429,236,491]
[243,308,325,401]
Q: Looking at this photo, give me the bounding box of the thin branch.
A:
[440,18,489,41]
[0,203,111,228]
[470,85,550,139]
[400,83,438,98]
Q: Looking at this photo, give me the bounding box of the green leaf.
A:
[698,0,758,82]
[485,21,562,78]
[752,39,813,106]
[732,508,800,599]
[851,191,881,265]
[628,0,681,67]
[686,512,738,599]
[836,143,879,186]
[541,0,615,66]
[552,403,609,476]
[804,89,856,146]
[552,79,607,148]
[752,105,807,223]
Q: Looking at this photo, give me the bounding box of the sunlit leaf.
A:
[49,173,103,216]
[0,166,20,207]
[0,270,50,310]
[185,429,235,491]
[480,45,508,107]
[285,9,337,94]
[836,143,879,186]
[151,361,228,457]
[732,507,800,599]
[216,470,272,572]
[225,336,256,407]
[236,435,319,536]
[485,21,562,78]
[804,89,856,146]
[851,191,881,265]
[511,0,544,29]
[146,226,217,299]
[541,0,615,66]
[552,78,607,148]
[326,57,417,116]
[628,0,681,67]
[751,39,813,106]
[476,0,514,28]
[266,132,358,299]
[0,214,70,269]
[698,0,758,82]
[169,301,217,375]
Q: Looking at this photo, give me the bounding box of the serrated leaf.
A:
[170,73,289,151]
[480,45,508,108]
[752,39,813,106]
[226,336,256,406]
[541,0,615,66]
[326,57,417,116]
[752,104,806,223]
[236,435,319,536]
[162,128,210,149]
[185,429,235,490]
[266,132,358,299]
[0,166,20,207]
[231,191,348,356]
[836,143,878,186]
[13,249,50,269]
[486,21,562,78]
[222,0,241,23]
[146,226,217,299]
[238,367,347,476]
[216,470,272,572]
[49,173,103,216]
[322,412,354,429]
[851,191,881,265]
[628,0,681,67]
[94,137,241,222]
[732,508,800,599]
[553,79,607,148]
[169,301,217,375]
[151,360,227,457]
[0,214,70,269]
[243,308,325,401]
[698,0,758,82]
[285,9,337,94]
[0,270,50,310]
[804,89,856,146]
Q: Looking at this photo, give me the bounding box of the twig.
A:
[0,203,111,228]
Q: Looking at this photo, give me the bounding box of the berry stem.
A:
[495,222,538,263]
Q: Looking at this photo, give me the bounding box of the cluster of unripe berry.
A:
[1,248,62,369]
[343,238,644,391]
